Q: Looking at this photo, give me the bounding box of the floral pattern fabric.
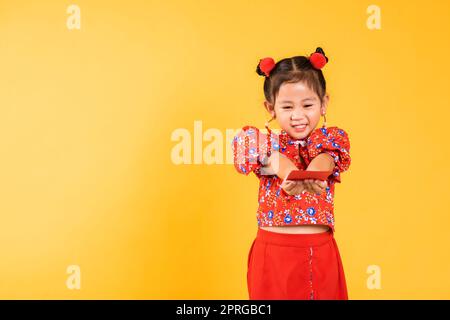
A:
[232,125,351,232]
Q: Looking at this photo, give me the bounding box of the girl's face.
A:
[264,81,329,140]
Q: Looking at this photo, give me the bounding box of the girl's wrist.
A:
[268,151,298,180]
[258,154,270,167]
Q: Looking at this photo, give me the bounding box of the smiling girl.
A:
[232,47,351,300]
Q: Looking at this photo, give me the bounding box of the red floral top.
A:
[232,125,351,233]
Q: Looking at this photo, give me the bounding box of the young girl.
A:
[232,47,351,300]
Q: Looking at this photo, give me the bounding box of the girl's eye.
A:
[282,105,312,109]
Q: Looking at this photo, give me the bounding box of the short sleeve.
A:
[307,126,351,183]
[231,126,269,178]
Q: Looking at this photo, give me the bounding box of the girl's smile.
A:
[292,123,308,132]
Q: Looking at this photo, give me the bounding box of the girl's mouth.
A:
[292,124,307,132]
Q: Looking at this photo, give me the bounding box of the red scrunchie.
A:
[258,57,276,77]
[309,52,327,70]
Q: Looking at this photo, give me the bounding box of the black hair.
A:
[256,47,329,109]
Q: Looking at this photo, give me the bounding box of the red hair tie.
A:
[309,47,329,70]
[258,57,276,77]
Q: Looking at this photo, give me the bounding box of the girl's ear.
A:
[263,101,275,118]
[321,93,330,115]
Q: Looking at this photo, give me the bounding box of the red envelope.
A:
[285,170,333,181]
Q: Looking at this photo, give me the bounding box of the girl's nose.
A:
[290,112,305,121]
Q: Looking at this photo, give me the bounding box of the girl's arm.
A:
[264,152,335,179]
[264,152,333,196]
[306,153,336,171]
[262,151,299,180]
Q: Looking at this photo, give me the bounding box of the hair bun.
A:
[256,57,276,77]
[309,47,329,70]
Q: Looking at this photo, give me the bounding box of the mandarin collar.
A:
[280,129,308,147]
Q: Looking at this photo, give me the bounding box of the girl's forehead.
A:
[277,82,318,102]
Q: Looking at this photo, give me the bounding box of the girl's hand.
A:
[280,178,328,196]
[280,179,306,196]
[303,179,328,195]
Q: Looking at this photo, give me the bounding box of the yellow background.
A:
[1,0,449,299]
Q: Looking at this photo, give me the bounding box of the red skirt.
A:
[247,227,348,300]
